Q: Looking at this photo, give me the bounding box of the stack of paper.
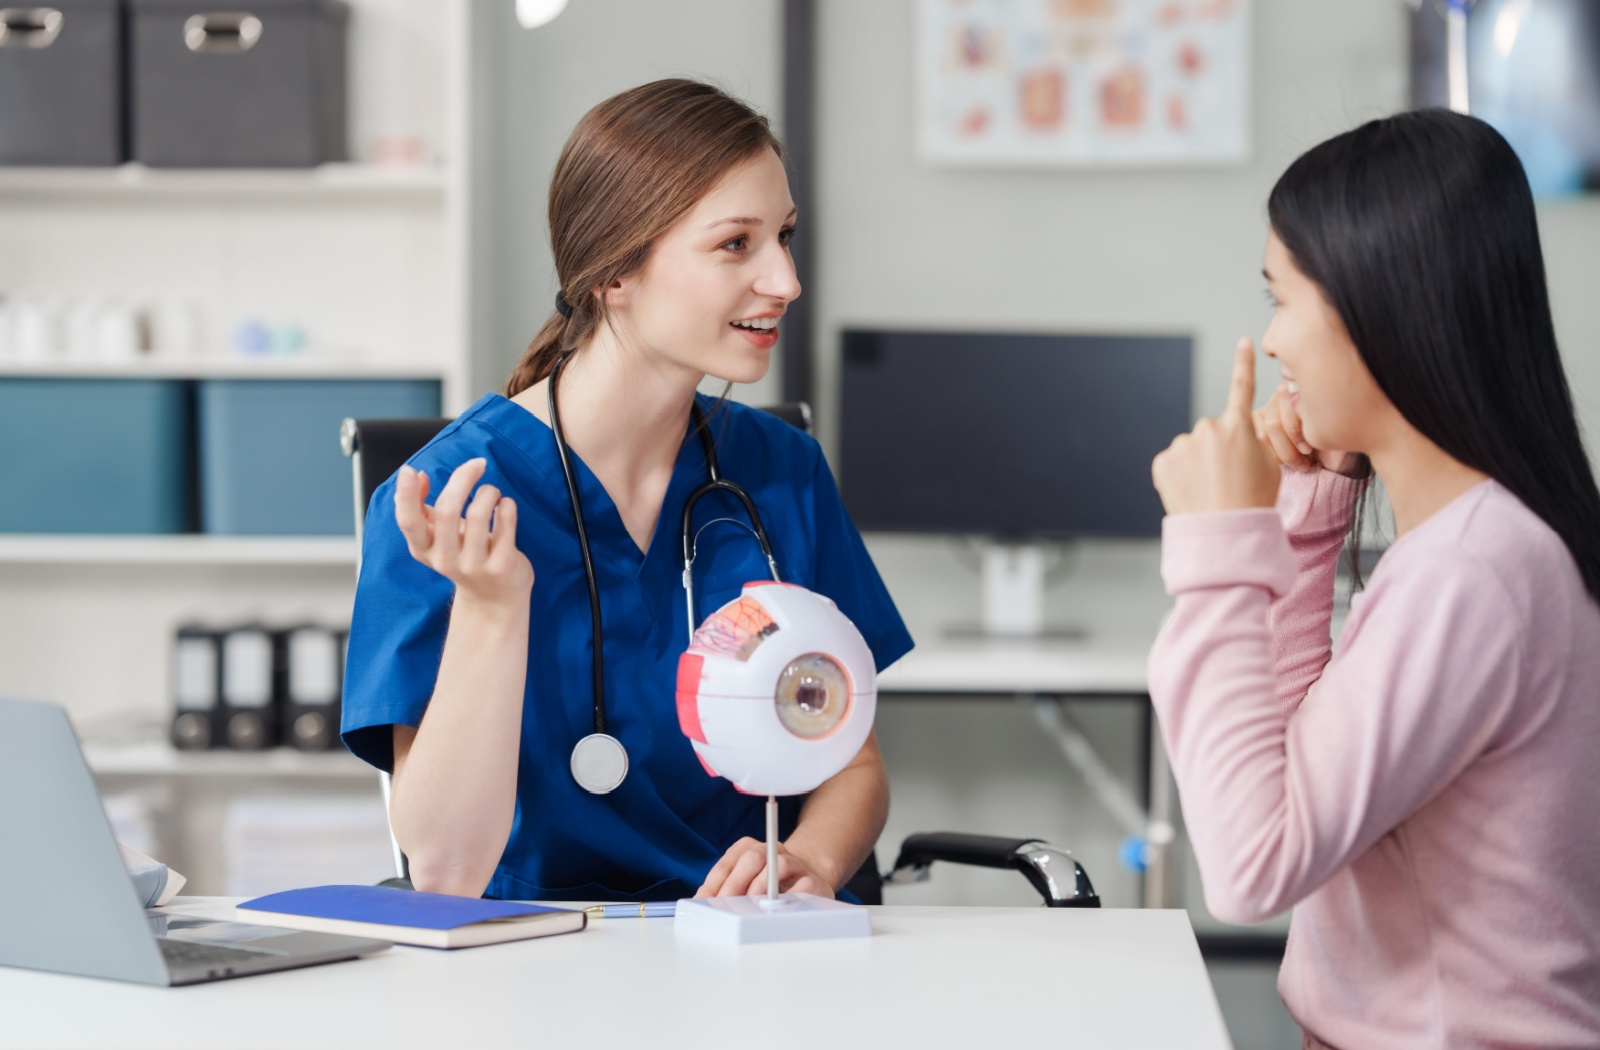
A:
[100,791,161,859]
[223,795,395,898]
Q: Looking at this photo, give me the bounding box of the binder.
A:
[170,626,222,751]
[281,625,344,751]
[219,626,279,750]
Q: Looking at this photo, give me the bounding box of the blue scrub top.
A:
[342,392,914,902]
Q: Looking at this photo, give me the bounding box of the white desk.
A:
[878,633,1153,695]
[876,631,1176,909]
[0,898,1231,1050]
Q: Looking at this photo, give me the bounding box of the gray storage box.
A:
[130,0,348,167]
[198,379,440,535]
[0,379,192,534]
[0,1,125,165]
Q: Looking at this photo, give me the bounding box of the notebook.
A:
[236,885,586,949]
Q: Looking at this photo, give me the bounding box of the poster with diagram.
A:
[919,0,1251,166]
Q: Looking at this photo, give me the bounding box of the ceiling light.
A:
[515,0,568,30]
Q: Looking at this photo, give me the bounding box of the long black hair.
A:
[1267,108,1600,603]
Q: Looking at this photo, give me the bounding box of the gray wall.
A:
[811,0,1600,453]
[472,0,1600,450]
[468,0,783,401]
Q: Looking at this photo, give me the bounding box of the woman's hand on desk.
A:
[395,458,534,608]
[695,838,834,899]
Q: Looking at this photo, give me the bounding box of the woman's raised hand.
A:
[393,458,534,607]
[1152,338,1281,515]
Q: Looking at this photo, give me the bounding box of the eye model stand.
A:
[673,583,879,944]
[673,796,872,944]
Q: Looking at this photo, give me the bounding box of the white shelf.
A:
[0,535,357,566]
[0,163,448,203]
[84,740,372,779]
[0,1,471,726]
[0,357,450,381]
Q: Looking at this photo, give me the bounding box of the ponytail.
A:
[504,311,566,397]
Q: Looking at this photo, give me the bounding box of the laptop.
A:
[0,696,392,986]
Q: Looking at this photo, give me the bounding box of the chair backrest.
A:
[339,417,453,542]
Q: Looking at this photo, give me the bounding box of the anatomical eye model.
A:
[676,582,877,798]
[673,582,880,942]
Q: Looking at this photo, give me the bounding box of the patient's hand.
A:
[696,837,834,899]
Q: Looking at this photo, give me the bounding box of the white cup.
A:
[95,303,142,361]
[0,301,14,361]
[65,298,105,360]
[13,299,59,362]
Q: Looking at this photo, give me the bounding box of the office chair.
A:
[340,410,1099,908]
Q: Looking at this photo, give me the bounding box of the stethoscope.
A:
[548,354,782,794]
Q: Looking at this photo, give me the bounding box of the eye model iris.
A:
[775,653,850,739]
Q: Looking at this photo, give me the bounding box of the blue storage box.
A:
[0,379,192,534]
[198,379,440,535]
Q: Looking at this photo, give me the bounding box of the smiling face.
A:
[1260,230,1392,454]
[600,149,800,385]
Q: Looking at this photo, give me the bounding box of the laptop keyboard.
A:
[158,937,274,971]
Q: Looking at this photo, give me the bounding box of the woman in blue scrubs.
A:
[341,79,913,903]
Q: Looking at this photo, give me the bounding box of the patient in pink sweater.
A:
[1149,110,1600,1049]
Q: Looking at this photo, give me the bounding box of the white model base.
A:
[673,894,872,944]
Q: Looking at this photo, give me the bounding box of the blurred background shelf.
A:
[84,740,371,779]
[0,358,450,380]
[0,163,447,203]
[0,535,356,566]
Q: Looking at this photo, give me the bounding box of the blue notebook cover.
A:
[240,885,566,931]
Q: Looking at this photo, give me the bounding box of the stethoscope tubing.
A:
[679,479,782,647]
[547,356,608,737]
[547,354,783,742]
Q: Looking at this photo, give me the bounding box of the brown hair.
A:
[505,79,785,397]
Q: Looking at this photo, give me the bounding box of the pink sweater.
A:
[1149,467,1600,1049]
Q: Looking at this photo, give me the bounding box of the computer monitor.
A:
[837,328,1192,637]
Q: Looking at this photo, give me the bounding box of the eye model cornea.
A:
[774,653,852,739]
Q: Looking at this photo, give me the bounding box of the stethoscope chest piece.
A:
[570,732,629,795]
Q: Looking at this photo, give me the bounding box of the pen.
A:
[585,901,677,919]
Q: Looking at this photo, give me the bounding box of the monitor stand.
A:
[945,542,1087,642]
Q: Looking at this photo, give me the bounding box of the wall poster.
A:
[918,0,1251,167]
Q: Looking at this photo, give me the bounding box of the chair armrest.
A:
[889,832,1100,908]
